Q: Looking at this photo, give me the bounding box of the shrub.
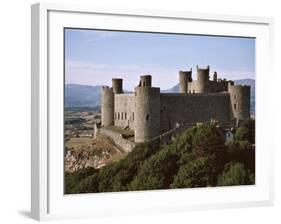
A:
[73,173,99,193]
[235,127,250,142]
[217,162,254,186]
[64,167,97,194]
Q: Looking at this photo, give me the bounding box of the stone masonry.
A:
[101,66,251,143]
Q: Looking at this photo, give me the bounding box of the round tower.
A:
[197,65,210,93]
[140,75,152,87]
[134,86,160,143]
[101,86,114,126]
[112,78,123,94]
[228,82,250,122]
[179,69,192,93]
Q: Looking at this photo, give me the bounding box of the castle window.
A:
[234,94,237,99]
[125,112,127,120]
[234,104,237,110]
[146,114,149,121]
[132,112,134,121]
[193,90,195,93]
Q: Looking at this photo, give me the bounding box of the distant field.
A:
[65,106,101,112]
[65,137,94,151]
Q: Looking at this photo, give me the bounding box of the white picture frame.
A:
[31,2,274,221]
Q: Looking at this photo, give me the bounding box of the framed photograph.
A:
[31,2,274,221]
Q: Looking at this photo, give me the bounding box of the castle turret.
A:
[228,82,250,123]
[213,71,218,82]
[101,86,114,126]
[140,75,152,87]
[179,69,192,93]
[134,75,160,143]
[112,78,123,94]
[197,65,210,93]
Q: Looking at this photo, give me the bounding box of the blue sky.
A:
[65,28,255,90]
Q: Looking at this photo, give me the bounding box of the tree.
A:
[225,140,255,172]
[129,147,179,191]
[192,125,226,158]
[172,157,219,188]
[217,162,254,186]
[173,126,196,155]
[235,119,255,144]
[243,119,255,144]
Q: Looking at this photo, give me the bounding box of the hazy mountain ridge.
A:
[65,79,255,112]
[65,84,102,107]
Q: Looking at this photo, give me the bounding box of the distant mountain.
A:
[65,84,102,108]
[65,84,130,108]
[161,84,179,93]
[65,79,255,113]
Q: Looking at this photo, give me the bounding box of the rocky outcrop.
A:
[65,134,127,173]
[65,149,109,172]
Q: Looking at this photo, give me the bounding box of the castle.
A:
[101,66,250,143]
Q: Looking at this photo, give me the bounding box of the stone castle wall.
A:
[188,80,228,93]
[114,93,135,129]
[112,91,232,138]
[101,67,250,143]
[188,81,199,93]
[150,123,194,146]
[208,80,229,92]
[100,127,136,153]
[160,93,230,132]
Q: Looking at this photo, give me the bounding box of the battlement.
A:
[196,65,210,71]
[161,92,230,97]
[228,82,251,90]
